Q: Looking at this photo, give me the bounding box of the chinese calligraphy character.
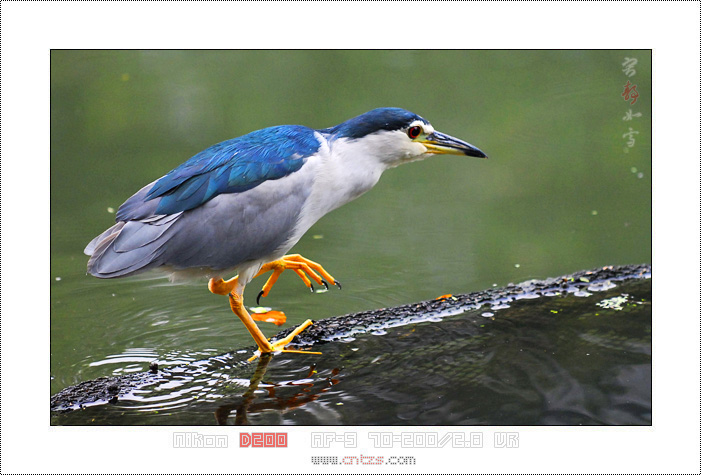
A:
[622,80,639,105]
[622,127,639,148]
[622,57,638,77]
[623,109,643,121]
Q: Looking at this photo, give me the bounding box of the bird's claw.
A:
[253,254,340,300]
[334,280,342,290]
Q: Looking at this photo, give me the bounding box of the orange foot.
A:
[247,317,321,362]
[254,254,341,304]
[250,308,287,326]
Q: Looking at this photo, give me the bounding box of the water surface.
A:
[51,276,651,425]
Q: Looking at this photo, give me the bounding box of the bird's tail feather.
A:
[86,215,180,278]
[84,222,123,257]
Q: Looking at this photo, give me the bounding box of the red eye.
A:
[407,126,422,139]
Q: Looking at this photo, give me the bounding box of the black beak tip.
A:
[466,148,488,159]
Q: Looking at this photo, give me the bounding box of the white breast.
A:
[279,132,389,251]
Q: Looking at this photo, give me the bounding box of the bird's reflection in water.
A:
[214,354,341,425]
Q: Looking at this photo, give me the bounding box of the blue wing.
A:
[116,125,320,220]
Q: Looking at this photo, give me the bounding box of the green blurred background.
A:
[50,50,651,394]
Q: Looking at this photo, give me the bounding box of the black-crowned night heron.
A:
[85,107,487,359]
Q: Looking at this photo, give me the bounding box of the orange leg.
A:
[208,274,240,296]
[226,290,273,353]
[209,275,285,324]
[208,265,324,360]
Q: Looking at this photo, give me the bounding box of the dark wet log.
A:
[51,264,650,412]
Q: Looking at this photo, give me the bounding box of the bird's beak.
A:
[420,130,488,158]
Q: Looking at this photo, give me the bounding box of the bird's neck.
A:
[319,134,390,206]
[286,134,387,239]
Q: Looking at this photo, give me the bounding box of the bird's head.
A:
[322,107,487,169]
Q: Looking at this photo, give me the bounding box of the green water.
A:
[51,275,652,425]
[50,50,651,405]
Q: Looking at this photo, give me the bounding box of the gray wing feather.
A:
[115,181,160,221]
[86,216,179,277]
[112,213,181,253]
[85,222,122,256]
[85,169,312,279]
